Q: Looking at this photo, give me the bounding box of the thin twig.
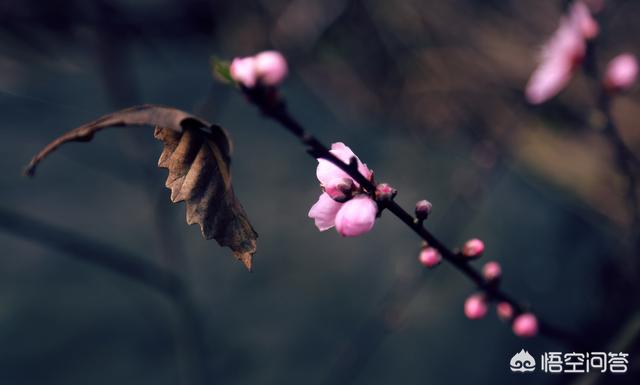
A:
[242,86,583,351]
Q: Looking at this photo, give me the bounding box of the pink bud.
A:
[462,238,485,258]
[334,195,377,237]
[496,302,514,321]
[375,183,397,202]
[255,51,288,86]
[415,200,432,220]
[419,247,441,268]
[512,313,538,338]
[324,177,354,202]
[482,261,502,282]
[604,53,638,92]
[464,294,488,320]
[230,57,258,88]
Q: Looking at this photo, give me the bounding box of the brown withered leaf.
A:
[25,104,258,269]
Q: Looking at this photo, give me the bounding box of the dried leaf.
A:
[25,104,258,269]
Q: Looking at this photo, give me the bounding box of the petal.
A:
[316,142,373,186]
[308,193,342,231]
[334,195,377,237]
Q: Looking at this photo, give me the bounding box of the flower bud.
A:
[230,57,258,88]
[415,200,432,221]
[418,247,441,268]
[375,183,397,202]
[496,302,514,321]
[462,238,485,259]
[512,313,538,338]
[334,195,377,237]
[482,261,502,282]
[604,53,638,92]
[324,178,354,203]
[464,293,488,320]
[255,51,288,86]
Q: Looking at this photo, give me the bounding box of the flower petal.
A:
[316,142,373,186]
[334,195,377,237]
[308,193,343,231]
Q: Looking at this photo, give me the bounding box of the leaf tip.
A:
[241,254,253,271]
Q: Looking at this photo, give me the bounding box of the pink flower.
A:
[496,302,514,321]
[419,247,441,268]
[604,53,638,92]
[230,57,258,88]
[308,143,377,236]
[255,51,289,86]
[512,313,539,338]
[482,261,502,282]
[316,142,373,188]
[462,238,484,258]
[230,51,289,87]
[525,1,598,104]
[334,195,378,237]
[464,293,488,320]
[569,1,599,39]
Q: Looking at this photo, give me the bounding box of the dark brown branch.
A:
[242,86,583,350]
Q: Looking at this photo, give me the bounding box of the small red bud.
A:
[415,200,432,221]
[462,238,485,259]
[375,183,397,202]
[418,247,441,268]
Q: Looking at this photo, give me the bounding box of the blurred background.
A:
[0,0,639,384]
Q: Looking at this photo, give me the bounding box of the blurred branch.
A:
[0,206,212,385]
[582,19,640,255]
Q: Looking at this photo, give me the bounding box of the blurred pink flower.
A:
[604,53,638,92]
[230,57,258,88]
[525,1,598,104]
[255,51,289,86]
[230,51,289,87]
[464,293,488,320]
[512,313,539,337]
[569,1,599,39]
[309,143,377,236]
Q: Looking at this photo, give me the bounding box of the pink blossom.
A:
[569,1,599,39]
[496,302,514,321]
[525,1,598,104]
[334,195,378,237]
[309,142,377,237]
[464,294,488,320]
[482,261,502,282]
[255,51,289,86]
[316,142,373,188]
[462,238,485,258]
[230,57,258,88]
[419,247,441,268]
[604,53,638,92]
[512,313,538,338]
